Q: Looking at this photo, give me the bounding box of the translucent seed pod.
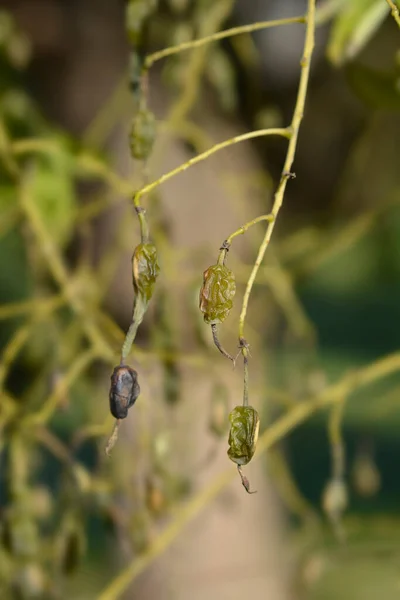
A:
[109,365,140,420]
[352,452,380,498]
[199,264,236,325]
[132,242,160,303]
[322,478,348,527]
[227,405,260,466]
[129,107,156,161]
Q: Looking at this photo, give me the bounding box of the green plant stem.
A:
[238,0,316,341]
[242,346,249,407]
[385,0,400,28]
[121,298,147,362]
[144,16,305,70]
[225,214,274,244]
[133,128,289,205]
[328,397,347,480]
[98,348,400,600]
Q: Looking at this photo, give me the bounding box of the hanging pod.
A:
[132,242,160,303]
[227,405,260,494]
[199,264,236,325]
[227,405,259,466]
[129,107,156,161]
[109,365,140,420]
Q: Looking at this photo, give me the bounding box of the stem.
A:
[328,397,346,480]
[385,0,400,28]
[121,297,147,363]
[226,214,274,245]
[133,128,289,204]
[242,345,249,407]
[238,0,316,341]
[144,16,306,69]
[210,323,235,363]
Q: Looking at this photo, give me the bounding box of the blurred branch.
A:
[385,0,400,28]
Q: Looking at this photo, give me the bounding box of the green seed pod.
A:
[227,406,260,466]
[129,108,156,160]
[132,242,160,303]
[199,264,236,325]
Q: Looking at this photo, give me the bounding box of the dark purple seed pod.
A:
[109,365,140,419]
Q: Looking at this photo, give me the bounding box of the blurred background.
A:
[1,0,400,598]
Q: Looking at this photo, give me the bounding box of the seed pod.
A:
[227,405,260,466]
[322,478,348,524]
[199,264,236,325]
[132,242,160,303]
[129,107,156,160]
[352,452,380,498]
[109,365,140,420]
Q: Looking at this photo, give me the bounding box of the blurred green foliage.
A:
[0,1,400,599]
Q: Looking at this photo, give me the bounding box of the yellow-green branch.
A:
[385,0,400,27]
[238,0,316,340]
[144,16,305,69]
[133,128,289,205]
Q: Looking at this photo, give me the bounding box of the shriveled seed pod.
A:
[109,365,140,420]
[199,264,236,325]
[129,108,156,160]
[132,242,160,303]
[227,405,260,466]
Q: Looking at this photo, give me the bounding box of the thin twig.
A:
[144,16,305,69]
[238,0,316,342]
[385,0,400,28]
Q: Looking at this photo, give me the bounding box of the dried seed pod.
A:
[199,264,236,325]
[227,405,260,466]
[132,242,160,303]
[129,107,156,160]
[109,365,140,420]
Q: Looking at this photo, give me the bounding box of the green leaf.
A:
[327,0,389,65]
[346,63,400,109]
